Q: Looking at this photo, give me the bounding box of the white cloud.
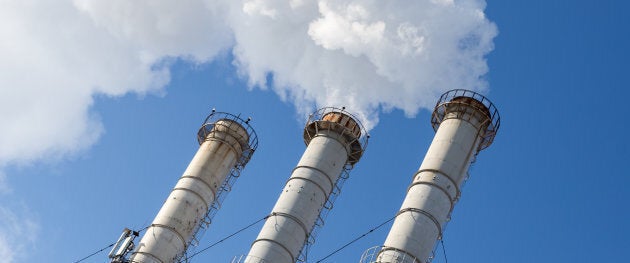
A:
[228,0,497,129]
[0,0,497,164]
[0,0,495,165]
[0,205,39,263]
[0,172,9,195]
[0,0,233,167]
[308,2,386,56]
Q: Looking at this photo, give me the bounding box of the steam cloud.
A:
[0,0,496,173]
[229,0,496,129]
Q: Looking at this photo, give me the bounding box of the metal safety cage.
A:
[360,246,422,263]
[197,111,258,168]
[232,254,268,263]
[179,111,259,263]
[232,165,351,263]
[430,89,500,151]
[296,168,350,263]
[303,107,369,167]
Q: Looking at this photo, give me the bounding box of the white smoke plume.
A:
[0,0,496,167]
[229,0,496,129]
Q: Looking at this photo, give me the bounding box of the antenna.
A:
[108,228,138,263]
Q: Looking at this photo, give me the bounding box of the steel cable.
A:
[180,215,269,262]
[313,215,397,263]
[441,239,448,263]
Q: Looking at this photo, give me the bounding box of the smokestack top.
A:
[431,89,500,151]
[197,111,259,167]
[304,107,369,166]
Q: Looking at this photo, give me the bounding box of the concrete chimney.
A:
[361,89,500,263]
[238,107,368,263]
[129,111,258,263]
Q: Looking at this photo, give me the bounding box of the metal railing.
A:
[431,89,500,151]
[360,246,422,263]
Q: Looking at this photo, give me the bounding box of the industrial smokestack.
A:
[236,107,368,263]
[124,111,258,263]
[361,89,500,263]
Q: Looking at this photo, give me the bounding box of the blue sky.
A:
[1,1,629,263]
